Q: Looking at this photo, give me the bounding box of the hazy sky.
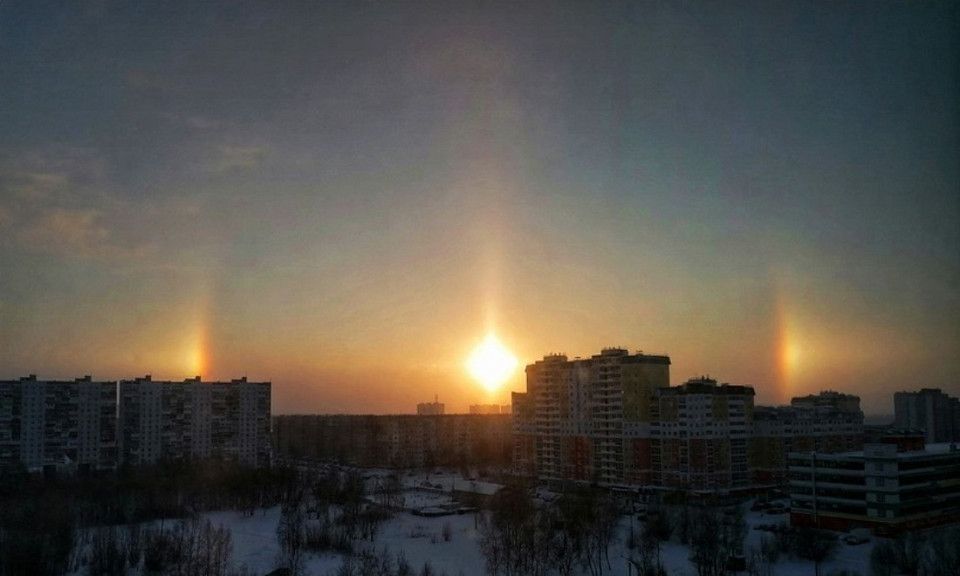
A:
[1,1,957,415]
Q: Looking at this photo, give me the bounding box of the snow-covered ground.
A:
[202,504,487,576]
[69,470,877,576]
[198,491,877,576]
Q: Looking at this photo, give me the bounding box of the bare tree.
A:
[276,499,307,576]
[924,526,960,576]
[690,508,724,576]
[791,527,837,576]
[478,486,546,576]
[88,527,126,576]
[140,517,232,576]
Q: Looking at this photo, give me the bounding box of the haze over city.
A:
[1,2,957,416]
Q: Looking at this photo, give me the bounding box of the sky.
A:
[1,1,957,415]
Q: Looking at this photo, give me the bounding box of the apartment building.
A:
[512,348,767,493]
[272,413,512,469]
[651,377,754,492]
[894,388,960,444]
[512,348,675,487]
[416,396,445,416]
[788,434,960,535]
[751,391,864,486]
[119,376,271,468]
[0,375,117,473]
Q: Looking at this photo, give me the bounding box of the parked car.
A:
[842,534,869,545]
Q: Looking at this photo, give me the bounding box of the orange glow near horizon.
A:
[774,280,798,405]
[467,333,518,392]
[184,320,208,378]
[184,285,212,379]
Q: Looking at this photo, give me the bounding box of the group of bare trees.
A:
[625,510,673,576]
[870,527,960,576]
[0,461,295,576]
[478,485,620,576]
[274,467,401,576]
[689,508,734,576]
[742,522,838,576]
[0,491,76,576]
[83,518,242,576]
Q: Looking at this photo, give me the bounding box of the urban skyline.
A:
[3,362,955,419]
[1,2,957,416]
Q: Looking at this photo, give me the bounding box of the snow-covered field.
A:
[63,468,875,576]
[203,503,487,576]
[197,489,877,576]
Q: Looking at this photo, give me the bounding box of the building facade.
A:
[119,376,271,468]
[272,413,512,469]
[788,436,960,535]
[416,398,445,416]
[0,375,118,473]
[469,404,504,415]
[894,388,960,444]
[515,349,776,489]
[651,377,754,492]
[512,349,674,485]
[750,391,864,486]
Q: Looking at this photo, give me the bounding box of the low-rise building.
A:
[788,435,960,535]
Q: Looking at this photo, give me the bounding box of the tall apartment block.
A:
[119,376,271,468]
[512,348,673,487]
[894,388,960,444]
[0,375,117,473]
[751,391,864,486]
[652,377,755,492]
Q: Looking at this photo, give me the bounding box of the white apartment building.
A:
[0,375,117,473]
[119,376,271,468]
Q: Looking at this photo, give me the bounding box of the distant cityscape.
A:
[2,348,958,537]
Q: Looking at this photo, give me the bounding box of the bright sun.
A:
[467,334,518,392]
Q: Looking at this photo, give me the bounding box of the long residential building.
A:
[272,413,512,469]
[0,374,271,473]
[788,434,960,535]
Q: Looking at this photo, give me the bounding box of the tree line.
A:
[0,460,296,576]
